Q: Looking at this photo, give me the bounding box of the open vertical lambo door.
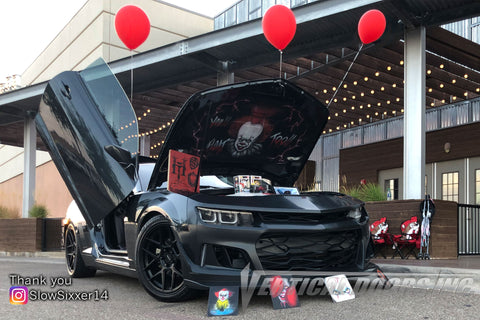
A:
[35,59,138,227]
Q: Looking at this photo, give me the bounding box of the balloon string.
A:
[279,50,283,79]
[327,43,364,109]
[130,50,133,103]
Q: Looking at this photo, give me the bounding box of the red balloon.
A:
[358,9,386,44]
[115,5,150,50]
[262,5,296,51]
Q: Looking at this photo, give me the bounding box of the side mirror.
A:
[104,145,132,164]
[104,145,136,179]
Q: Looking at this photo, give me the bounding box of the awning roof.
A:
[2,0,480,149]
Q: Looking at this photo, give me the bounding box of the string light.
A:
[400,60,404,65]
[392,83,397,88]
[387,66,391,71]
[464,74,468,79]
[375,71,380,77]
[353,81,358,85]
[452,79,456,84]
[440,64,444,69]
[427,70,432,75]
[439,83,444,88]
[364,77,369,81]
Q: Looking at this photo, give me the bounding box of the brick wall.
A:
[0,218,63,252]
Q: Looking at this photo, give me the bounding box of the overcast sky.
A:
[0,0,238,81]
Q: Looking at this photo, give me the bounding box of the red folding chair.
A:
[370,217,388,258]
[391,216,420,259]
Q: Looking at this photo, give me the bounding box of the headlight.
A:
[347,207,363,221]
[197,207,252,226]
[199,209,217,223]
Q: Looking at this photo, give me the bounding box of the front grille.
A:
[256,211,348,224]
[255,230,360,271]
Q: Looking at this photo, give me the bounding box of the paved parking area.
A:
[1,256,479,319]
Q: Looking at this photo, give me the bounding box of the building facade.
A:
[315,17,480,206]
[0,0,213,218]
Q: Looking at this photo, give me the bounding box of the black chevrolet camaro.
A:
[35,59,374,301]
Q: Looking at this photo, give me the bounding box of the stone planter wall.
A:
[0,218,63,252]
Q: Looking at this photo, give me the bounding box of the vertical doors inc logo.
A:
[9,286,28,305]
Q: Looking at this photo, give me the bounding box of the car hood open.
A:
[149,79,329,189]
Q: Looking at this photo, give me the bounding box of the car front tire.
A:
[65,223,96,278]
[135,215,195,302]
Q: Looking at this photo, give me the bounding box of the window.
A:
[291,0,307,8]
[476,169,480,204]
[442,172,459,202]
[249,0,262,19]
[225,6,237,27]
[237,1,248,23]
[384,179,398,200]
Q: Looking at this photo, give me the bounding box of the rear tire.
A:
[65,223,96,278]
[136,216,196,302]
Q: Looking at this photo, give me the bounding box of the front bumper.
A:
[175,217,371,289]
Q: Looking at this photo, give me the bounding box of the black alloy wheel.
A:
[65,223,96,277]
[136,216,195,302]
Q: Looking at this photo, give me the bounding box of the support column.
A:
[217,61,234,86]
[22,115,36,218]
[140,135,151,157]
[403,26,426,199]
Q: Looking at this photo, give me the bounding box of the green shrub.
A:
[0,205,20,219]
[341,183,387,202]
[29,204,49,218]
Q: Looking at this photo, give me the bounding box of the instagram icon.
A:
[9,286,28,305]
